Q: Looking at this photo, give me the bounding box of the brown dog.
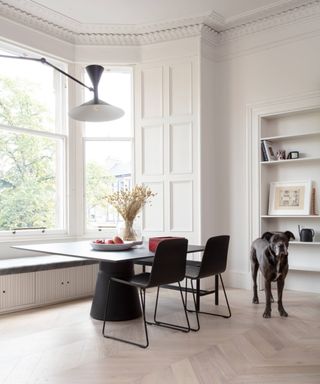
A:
[251,231,295,318]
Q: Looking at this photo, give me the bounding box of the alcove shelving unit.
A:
[259,109,320,273]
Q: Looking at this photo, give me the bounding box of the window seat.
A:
[0,256,99,314]
[0,255,98,276]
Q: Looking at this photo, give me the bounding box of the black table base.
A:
[90,260,142,321]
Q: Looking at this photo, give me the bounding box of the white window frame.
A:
[0,45,68,240]
[83,66,135,236]
[83,137,135,236]
[0,125,68,239]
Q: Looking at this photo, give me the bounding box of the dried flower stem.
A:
[105,185,156,222]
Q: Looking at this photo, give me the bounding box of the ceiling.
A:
[2,0,313,29]
[0,0,315,46]
[29,0,297,25]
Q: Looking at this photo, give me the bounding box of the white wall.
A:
[216,24,320,291]
[1,12,320,293]
[135,38,201,245]
[200,40,231,243]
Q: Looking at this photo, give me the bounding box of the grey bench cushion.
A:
[0,255,98,275]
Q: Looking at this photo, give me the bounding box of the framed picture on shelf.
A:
[262,140,277,161]
[268,180,312,215]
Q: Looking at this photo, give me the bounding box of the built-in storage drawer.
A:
[36,265,94,304]
[0,272,36,312]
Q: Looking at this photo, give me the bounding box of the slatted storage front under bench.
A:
[0,256,99,314]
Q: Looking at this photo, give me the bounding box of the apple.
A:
[113,236,124,244]
[106,239,114,244]
[95,239,105,244]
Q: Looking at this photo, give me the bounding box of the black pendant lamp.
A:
[0,55,124,123]
[69,65,124,122]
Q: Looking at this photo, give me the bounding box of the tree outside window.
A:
[0,53,65,233]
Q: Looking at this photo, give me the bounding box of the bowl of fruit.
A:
[90,236,141,251]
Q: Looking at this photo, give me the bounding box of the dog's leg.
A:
[270,291,274,303]
[277,279,288,317]
[263,280,272,318]
[251,248,259,304]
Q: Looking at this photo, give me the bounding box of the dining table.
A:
[13,240,205,321]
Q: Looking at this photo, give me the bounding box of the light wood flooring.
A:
[0,288,319,384]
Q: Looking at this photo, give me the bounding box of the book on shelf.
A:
[311,187,318,215]
[261,142,268,161]
[262,140,277,161]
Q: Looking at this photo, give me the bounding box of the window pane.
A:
[84,69,133,137]
[0,50,61,133]
[85,141,132,229]
[0,130,64,231]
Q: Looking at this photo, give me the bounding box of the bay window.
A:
[0,42,134,239]
[0,46,67,236]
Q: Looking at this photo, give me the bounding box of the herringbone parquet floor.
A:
[0,288,319,384]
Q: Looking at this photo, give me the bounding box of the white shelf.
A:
[289,266,320,272]
[261,156,320,165]
[261,131,320,142]
[261,215,319,218]
[258,108,320,285]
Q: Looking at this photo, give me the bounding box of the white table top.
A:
[13,241,204,263]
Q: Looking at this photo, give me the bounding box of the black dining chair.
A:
[134,244,215,312]
[102,238,190,348]
[185,235,231,331]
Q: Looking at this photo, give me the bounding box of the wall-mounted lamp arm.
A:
[0,54,94,92]
[0,53,124,122]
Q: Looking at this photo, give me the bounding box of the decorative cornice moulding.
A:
[0,0,75,42]
[75,24,204,46]
[224,0,310,28]
[0,0,319,46]
[220,0,320,42]
[0,0,207,45]
[200,25,219,47]
[203,10,225,32]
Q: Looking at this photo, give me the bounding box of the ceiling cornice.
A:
[220,0,320,42]
[223,0,312,28]
[0,0,319,46]
[0,0,75,42]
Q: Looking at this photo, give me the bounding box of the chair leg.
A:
[139,288,149,347]
[200,274,231,318]
[102,281,149,348]
[148,283,190,333]
[187,278,200,331]
[186,274,231,319]
[215,275,219,305]
[186,278,200,311]
[218,274,232,318]
[196,278,200,311]
[102,278,112,337]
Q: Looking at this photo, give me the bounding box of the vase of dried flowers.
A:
[118,219,136,241]
[105,185,156,241]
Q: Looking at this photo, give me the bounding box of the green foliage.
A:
[0,75,115,231]
[86,161,114,209]
[0,77,47,129]
[0,76,56,230]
